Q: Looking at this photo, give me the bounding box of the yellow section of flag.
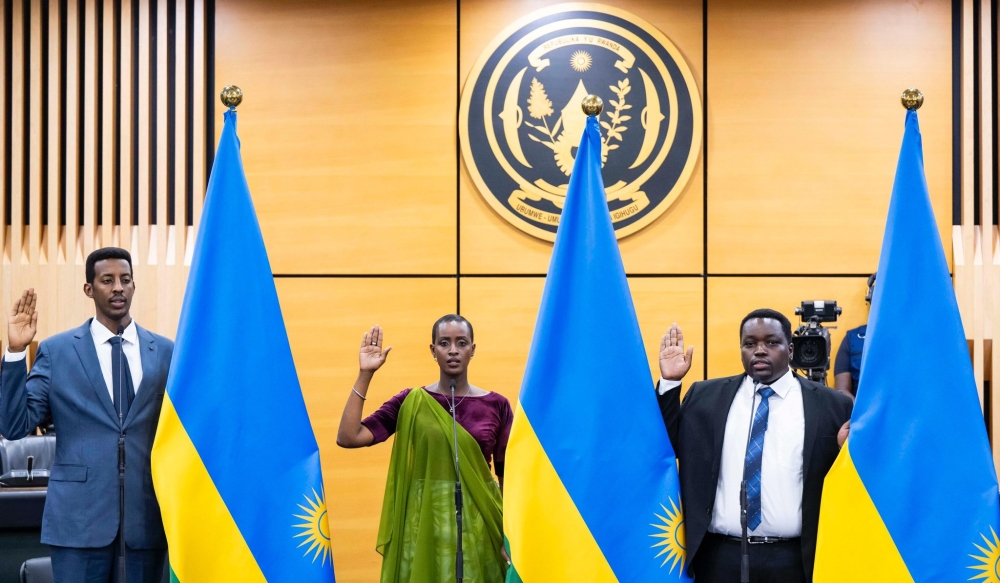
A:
[151,394,267,583]
[814,445,912,582]
[503,405,617,581]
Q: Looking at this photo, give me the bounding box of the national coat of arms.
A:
[460,3,703,241]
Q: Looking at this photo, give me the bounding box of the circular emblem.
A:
[460,3,703,242]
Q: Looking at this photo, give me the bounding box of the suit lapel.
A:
[72,320,120,424]
[800,376,821,478]
[711,375,744,477]
[124,326,159,428]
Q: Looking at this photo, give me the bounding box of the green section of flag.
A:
[503,537,522,583]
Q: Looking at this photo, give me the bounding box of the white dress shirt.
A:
[659,369,805,537]
[4,319,144,400]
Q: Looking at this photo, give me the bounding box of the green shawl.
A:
[376,388,506,583]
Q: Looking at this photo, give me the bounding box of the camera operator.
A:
[833,274,875,400]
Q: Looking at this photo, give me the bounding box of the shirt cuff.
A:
[657,378,681,395]
[3,347,27,362]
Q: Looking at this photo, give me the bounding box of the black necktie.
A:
[109,336,135,420]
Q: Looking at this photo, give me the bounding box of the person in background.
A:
[833,274,875,399]
[336,315,511,583]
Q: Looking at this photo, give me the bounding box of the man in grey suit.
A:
[0,247,173,583]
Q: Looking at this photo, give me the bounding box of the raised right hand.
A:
[8,288,38,353]
[659,323,694,381]
[359,325,392,373]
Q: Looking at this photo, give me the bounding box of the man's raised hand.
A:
[659,323,694,382]
[8,288,38,353]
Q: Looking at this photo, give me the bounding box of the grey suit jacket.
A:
[0,319,173,549]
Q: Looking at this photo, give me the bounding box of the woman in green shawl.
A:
[337,315,512,583]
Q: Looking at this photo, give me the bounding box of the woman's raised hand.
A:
[359,325,392,373]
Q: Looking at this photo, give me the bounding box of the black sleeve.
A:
[655,381,693,457]
[833,334,852,374]
[835,389,854,423]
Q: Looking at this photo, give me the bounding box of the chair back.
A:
[0,436,56,474]
[19,557,53,583]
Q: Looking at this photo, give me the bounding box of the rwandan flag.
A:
[151,110,335,582]
[814,109,1000,581]
[503,113,691,582]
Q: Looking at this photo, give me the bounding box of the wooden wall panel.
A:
[119,0,133,255]
[83,0,96,255]
[706,277,871,383]
[191,0,207,236]
[460,276,705,404]
[0,0,210,348]
[214,0,458,275]
[1,0,6,267]
[27,0,41,260]
[457,277,544,401]
[707,0,952,274]
[11,0,25,269]
[276,277,457,583]
[100,0,114,249]
[458,0,704,275]
[630,277,706,386]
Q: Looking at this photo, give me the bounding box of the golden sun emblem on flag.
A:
[650,498,687,575]
[293,488,332,566]
[969,526,1000,582]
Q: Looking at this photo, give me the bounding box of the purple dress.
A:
[361,387,514,477]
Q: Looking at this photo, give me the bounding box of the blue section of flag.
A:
[849,109,1000,579]
[519,115,693,581]
[167,111,336,581]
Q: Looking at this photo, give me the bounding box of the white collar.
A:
[90,318,139,345]
[747,368,797,400]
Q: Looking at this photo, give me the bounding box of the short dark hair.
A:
[431,314,474,343]
[86,247,133,284]
[739,308,792,344]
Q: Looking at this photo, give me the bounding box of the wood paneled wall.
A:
[215,1,954,580]
[214,0,457,275]
[0,0,211,346]
[952,0,1000,469]
[708,0,953,275]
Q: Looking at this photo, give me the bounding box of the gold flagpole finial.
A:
[582,94,604,117]
[901,88,923,110]
[221,85,243,110]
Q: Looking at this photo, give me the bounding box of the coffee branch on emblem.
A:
[602,78,632,154]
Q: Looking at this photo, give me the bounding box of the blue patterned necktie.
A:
[744,386,776,531]
[109,336,135,421]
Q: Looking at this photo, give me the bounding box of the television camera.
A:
[791,300,841,384]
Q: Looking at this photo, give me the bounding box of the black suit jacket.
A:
[656,373,852,580]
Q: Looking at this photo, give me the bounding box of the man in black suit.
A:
[656,309,852,583]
